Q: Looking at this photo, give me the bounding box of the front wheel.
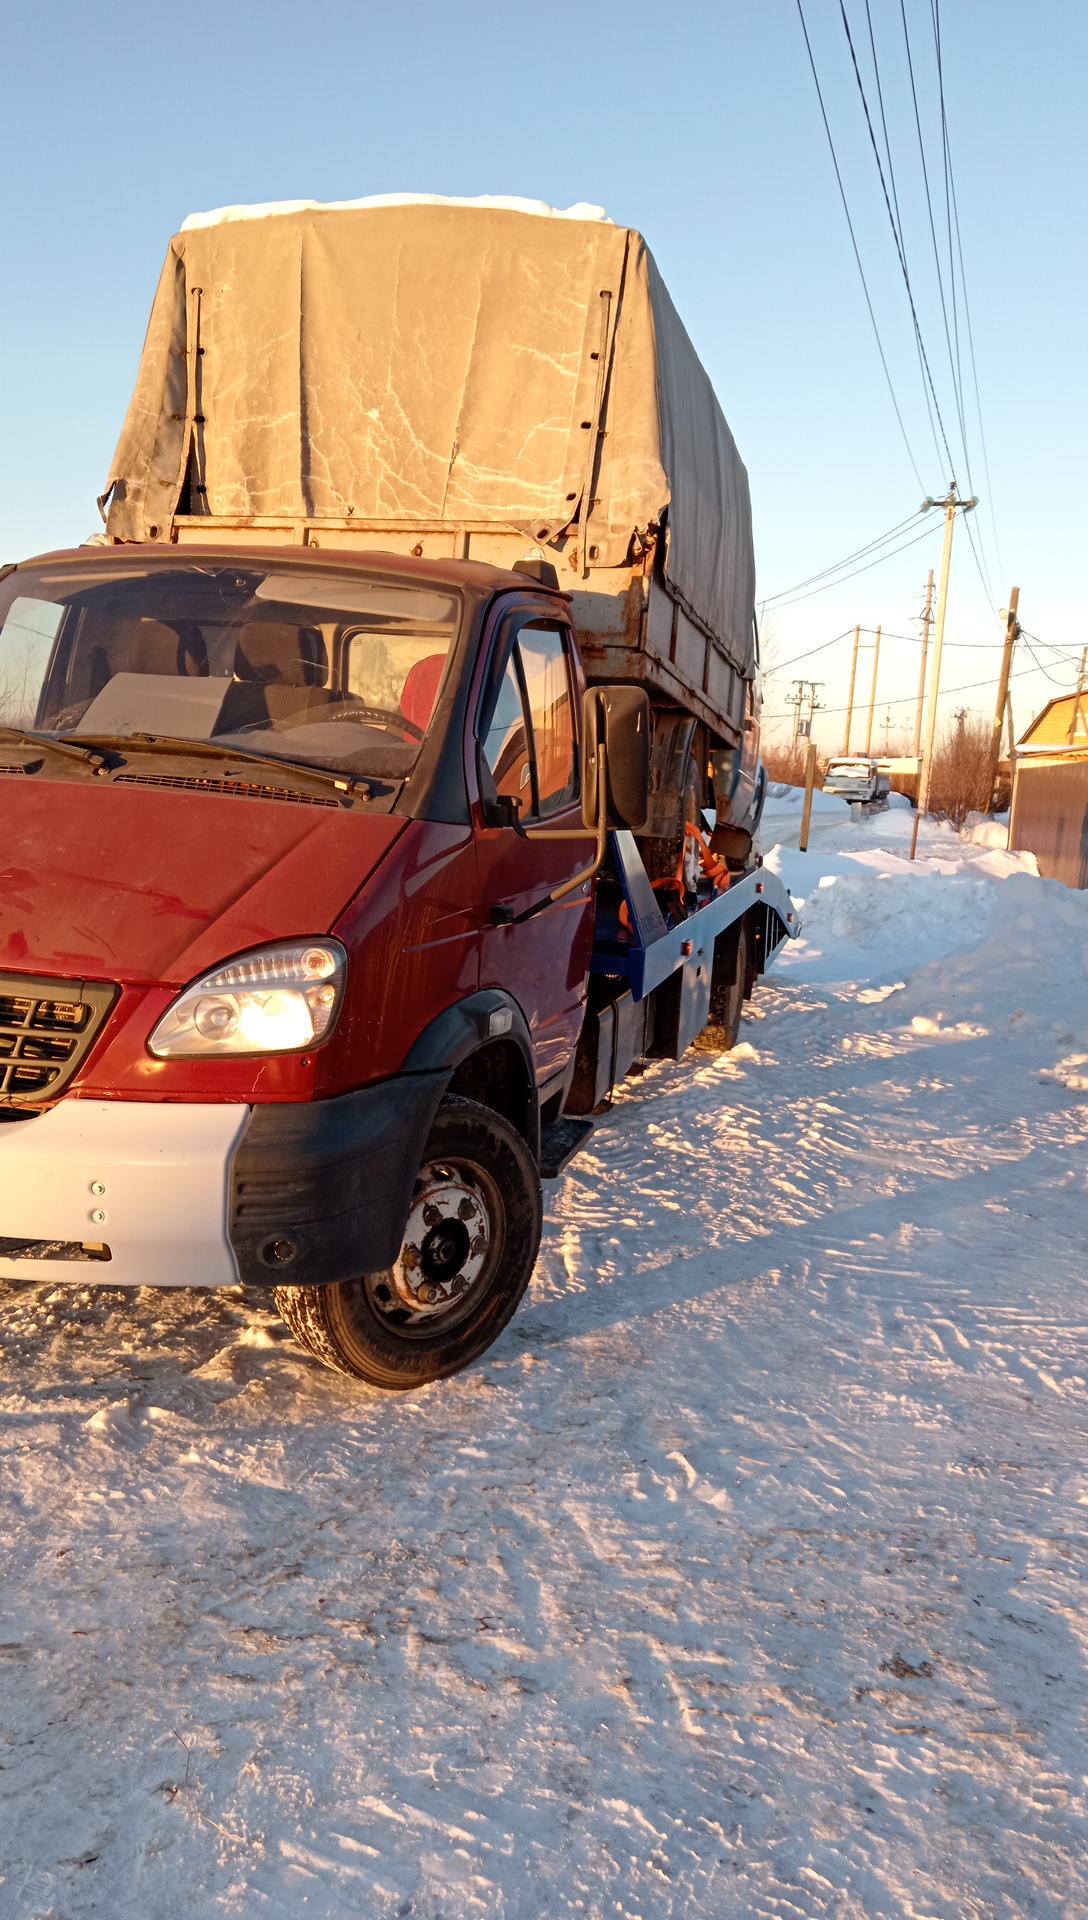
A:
[275,1097,542,1390]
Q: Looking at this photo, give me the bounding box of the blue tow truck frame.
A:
[540,834,799,1175]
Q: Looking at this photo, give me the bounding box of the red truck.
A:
[0,198,794,1387]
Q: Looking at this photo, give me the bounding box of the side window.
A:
[517,622,578,816]
[480,648,532,801]
[478,620,578,819]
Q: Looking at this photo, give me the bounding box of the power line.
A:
[762,655,1053,724]
[1019,636,1079,688]
[838,0,957,479]
[760,512,921,603]
[795,0,927,492]
[898,0,970,484]
[1019,627,1084,661]
[769,520,940,607]
[931,0,1004,598]
[763,628,855,678]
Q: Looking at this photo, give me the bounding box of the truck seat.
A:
[400,653,446,730]
[213,623,330,734]
[232,622,328,687]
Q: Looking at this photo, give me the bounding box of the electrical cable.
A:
[1020,637,1079,688]
[932,0,1005,595]
[1019,628,1085,661]
[761,655,1051,723]
[762,629,856,678]
[769,520,940,607]
[962,512,1000,619]
[899,0,971,486]
[838,0,957,481]
[760,512,921,603]
[795,0,927,493]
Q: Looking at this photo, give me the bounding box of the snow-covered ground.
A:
[4,797,1088,1919]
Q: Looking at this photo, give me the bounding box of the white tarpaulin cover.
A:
[104,199,755,677]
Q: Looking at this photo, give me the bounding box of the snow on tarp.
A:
[178,192,613,230]
[103,198,756,678]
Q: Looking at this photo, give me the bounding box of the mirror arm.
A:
[506,744,610,925]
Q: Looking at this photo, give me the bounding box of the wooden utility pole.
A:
[988,587,1020,800]
[912,570,935,761]
[911,485,976,860]
[1069,646,1088,745]
[843,624,861,754]
[864,625,882,756]
[799,740,819,851]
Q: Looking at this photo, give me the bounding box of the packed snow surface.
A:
[4,798,1088,1918]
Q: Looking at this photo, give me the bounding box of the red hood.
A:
[0,777,405,985]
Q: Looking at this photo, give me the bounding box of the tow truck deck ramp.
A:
[540,839,797,1176]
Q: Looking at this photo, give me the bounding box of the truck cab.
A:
[822,757,891,811]
[0,544,655,1384]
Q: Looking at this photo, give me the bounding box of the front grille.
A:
[0,1237,111,1262]
[0,975,118,1105]
[0,762,32,775]
[114,773,340,808]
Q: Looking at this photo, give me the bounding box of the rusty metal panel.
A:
[1011,758,1088,888]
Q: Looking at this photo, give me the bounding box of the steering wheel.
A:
[322,702,426,742]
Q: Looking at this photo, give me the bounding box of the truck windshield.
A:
[0,560,461,779]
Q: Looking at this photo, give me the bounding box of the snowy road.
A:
[3,805,1088,1919]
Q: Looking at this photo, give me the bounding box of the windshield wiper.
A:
[56,731,374,801]
[0,725,122,771]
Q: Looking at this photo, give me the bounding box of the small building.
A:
[1010,692,1088,888]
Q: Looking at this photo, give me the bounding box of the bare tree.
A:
[924,710,993,829]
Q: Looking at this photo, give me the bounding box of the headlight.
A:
[148,940,347,1058]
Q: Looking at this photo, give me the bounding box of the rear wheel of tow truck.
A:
[708,918,749,1050]
[742,911,758,1001]
[274,1097,542,1390]
[640,752,703,896]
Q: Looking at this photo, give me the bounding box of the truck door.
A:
[474,613,594,1098]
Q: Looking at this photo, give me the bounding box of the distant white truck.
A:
[823,757,892,814]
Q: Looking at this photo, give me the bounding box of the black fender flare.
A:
[401,990,539,1163]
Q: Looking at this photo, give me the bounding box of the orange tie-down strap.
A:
[618,823,731,934]
[683,820,732,892]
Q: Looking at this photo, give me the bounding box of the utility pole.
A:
[911,484,978,860]
[1069,645,1088,745]
[799,739,819,851]
[864,624,882,756]
[789,680,823,781]
[789,679,806,741]
[912,570,935,763]
[790,680,824,737]
[843,624,861,755]
[988,587,1020,802]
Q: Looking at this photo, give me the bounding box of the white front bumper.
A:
[0,1100,250,1288]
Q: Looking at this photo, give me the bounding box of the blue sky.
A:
[3,0,1084,744]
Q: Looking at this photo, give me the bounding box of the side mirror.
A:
[480,793,523,831]
[582,686,650,833]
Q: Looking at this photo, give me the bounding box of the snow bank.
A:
[760,788,1041,983]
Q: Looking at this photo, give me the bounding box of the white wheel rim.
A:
[367,1159,494,1325]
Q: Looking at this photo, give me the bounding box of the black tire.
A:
[740,913,756,1006]
[708,919,748,1050]
[274,1096,542,1390]
[641,752,703,893]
